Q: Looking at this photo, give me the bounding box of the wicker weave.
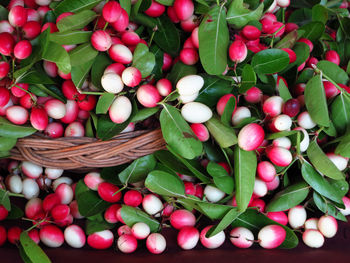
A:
[10,129,166,170]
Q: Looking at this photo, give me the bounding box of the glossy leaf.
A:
[233,145,257,212]
[69,43,98,66]
[57,10,96,32]
[331,93,350,135]
[159,104,203,160]
[299,21,324,41]
[301,161,343,204]
[240,64,256,93]
[313,192,347,222]
[20,232,51,263]
[307,140,345,180]
[275,30,303,49]
[120,0,131,15]
[50,31,92,45]
[54,0,103,15]
[221,97,236,127]
[207,162,234,194]
[130,107,159,122]
[167,62,197,85]
[145,170,185,197]
[196,75,233,107]
[304,74,330,127]
[0,189,10,211]
[16,68,55,85]
[120,205,160,232]
[335,132,350,158]
[312,4,328,24]
[277,76,292,101]
[91,53,111,90]
[231,209,298,249]
[75,180,110,217]
[30,84,66,103]
[132,43,156,78]
[206,117,237,148]
[317,60,349,85]
[206,208,241,237]
[71,57,95,89]
[42,42,71,74]
[227,0,264,29]
[154,150,192,175]
[0,118,36,138]
[86,214,115,235]
[6,204,24,220]
[199,5,229,75]
[96,93,115,114]
[266,182,310,212]
[152,15,180,56]
[119,155,157,184]
[0,137,17,152]
[251,49,290,75]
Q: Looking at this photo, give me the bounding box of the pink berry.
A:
[174,0,194,21]
[266,211,288,225]
[170,209,196,230]
[97,182,122,203]
[302,229,324,248]
[297,38,313,52]
[64,225,86,248]
[257,161,276,182]
[40,225,64,248]
[323,81,340,99]
[121,67,142,87]
[190,123,209,142]
[0,226,6,246]
[229,40,247,63]
[238,123,265,151]
[180,48,198,65]
[144,0,166,17]
[118,225,132,236]
[216,94,236,116]
[281,48,296,64]
[64,121,85,137]
[117,234,138,253]
[0,62,10,79]
[102,1,122,23]
[244,87,262,104]
[131,222,150,240]
[8,226,22,244]
[6,105,28,125]
[91,30,112,52]
[25,198,43,219]
[200,225,225,249]
[318,215,338,238]
[0,32,15,56]
[266,146,292,167]
[156,78,172,96]
[136,84,161,108]
[177,226,199,250]
[263,96,283,117]
[0,205,8,221]
[109,44,133,64]
[258,225,286,249]
[0,87,10,107]
[325,50,340,65]
[123,190,142,207]
[230,227,254,248]
[45,122,64,138]
[8,5,27,27]
[146,233,166,254]
[88,230,114,249]
[142,194,163,217]
[104,204,120,223]
[30,107,48,131]
[282,98,300,117]
[109,96,132,124]
[84,172,103,191]
[167,6,180,23]
[111,9,129,32]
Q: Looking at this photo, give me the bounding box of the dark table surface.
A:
[2,220,350,263]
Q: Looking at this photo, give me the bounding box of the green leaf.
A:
[207,162,234,194]
[159,104,203,160]
[231,209,298,249]
[331,93,350,135]
[266,182,310,212]
[91,53,111,90]
[16,68,55,85]
[335,132,350,158]
[71,57,95,89]
[299,21,325,41]
[69,43,98,66]
[266,130,299,140]
[0,5,9,20]
[100,166,125,185]
[86,216,116,235]
[277,77,292,101]
[96,93,115,114]
[251,49,290,75]
[233,145,257,212]
[6,204,24,220]
[304,74,330,127]
[312,4,328,24]
[0,189,10,211]
[167,62,197,85]
[131,107,159,122]
[50,31,92,45]
[145,170,185,197]
[132,43,156,78]
[120,0,131,15]
[97,111,133,141]
[167,146,211,183]
[313,192,347,222]
[75,180,110,217]
[57,10,96,32]
[198,5,229,75]
[149,45,164,79]
[42,41,71,74]
[155,0,174,6]
[20,232,51,263]
[275,30,303,49]
[0,137,17,152]
[120,205,160,232]
[307,140,345,180]
[240,64,256,93]
[0,118,36,138]
[30,84,66,103]
[154,150,192,175]
[301,161,343,204]
[205,117,237,148]
[54,0,102,15]
[221,97,236,127]
[119,155,157,184]
[317,60,349,85]
[206,208,241,237]
[227,0,264,29]
[152,15,180,56]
